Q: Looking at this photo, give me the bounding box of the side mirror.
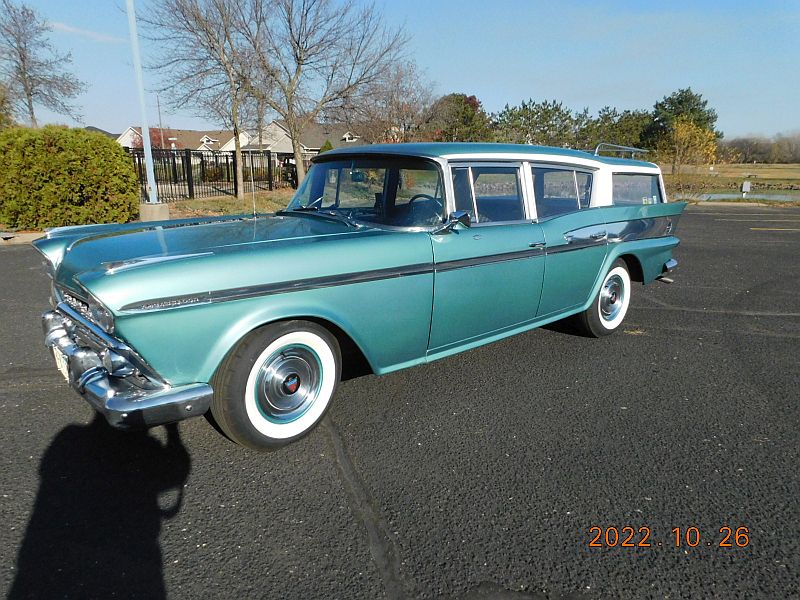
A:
[433,210,471,234]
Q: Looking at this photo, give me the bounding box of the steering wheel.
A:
[408,194,444,210]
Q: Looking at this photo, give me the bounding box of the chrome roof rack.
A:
[594,143,649,158]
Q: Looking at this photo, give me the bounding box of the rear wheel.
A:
[210,320,341,449]
[574,259,631,337]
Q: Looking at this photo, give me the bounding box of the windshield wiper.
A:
[277,207,361,228]
[319,209,362,228]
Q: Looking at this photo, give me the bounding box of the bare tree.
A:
[329,60,432,144]
[143,0,250,199]
[0,0,84,126]
[237,0,406,181]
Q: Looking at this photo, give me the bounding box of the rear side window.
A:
[576,172,593,208]
[613,174,663,205]
[531,167,593,218]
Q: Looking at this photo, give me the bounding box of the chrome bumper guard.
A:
[657,258,678,283]
[42,304,212,429]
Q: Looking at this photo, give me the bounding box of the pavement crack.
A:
[636,296,800,318]
[322,415,408,600]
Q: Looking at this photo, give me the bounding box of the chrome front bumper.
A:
[42,303,213,429]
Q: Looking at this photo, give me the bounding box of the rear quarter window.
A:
[612,174,663,205]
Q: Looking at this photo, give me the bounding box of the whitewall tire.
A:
[574,259,631,337]
[210,320,341,448]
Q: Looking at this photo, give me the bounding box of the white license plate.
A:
[53,347,69,382]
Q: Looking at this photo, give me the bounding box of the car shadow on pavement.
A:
[541,317,587,338]
[8,415,190,600]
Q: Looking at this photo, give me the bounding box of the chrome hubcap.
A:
[600,274,625,321]
[255,345,321,422]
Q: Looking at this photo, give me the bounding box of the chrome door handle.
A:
[529,242,545,249]
[590,231,607,240]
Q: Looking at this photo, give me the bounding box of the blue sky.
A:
[23,0,800,138]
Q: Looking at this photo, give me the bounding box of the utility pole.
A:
[157,94,165,149]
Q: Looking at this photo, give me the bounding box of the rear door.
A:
[532,165,609,318]
[428,163,545,353]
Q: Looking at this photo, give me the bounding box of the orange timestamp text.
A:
[588,526,750,548]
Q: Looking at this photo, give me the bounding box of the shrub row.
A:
[0,126,139,229]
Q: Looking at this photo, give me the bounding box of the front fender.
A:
[112,271,434,385]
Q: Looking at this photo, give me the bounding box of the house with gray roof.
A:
[243,120,362,158]
[116,127,250,151]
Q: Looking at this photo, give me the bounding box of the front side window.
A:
[612,174,663,205]
[287,158,445,227]
[451,167,475,220]
[450,165,525,223]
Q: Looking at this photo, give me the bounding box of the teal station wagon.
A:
[34,143,685,448]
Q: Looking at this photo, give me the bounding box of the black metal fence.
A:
[126,148,293,202]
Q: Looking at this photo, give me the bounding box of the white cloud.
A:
[50,22,126,44]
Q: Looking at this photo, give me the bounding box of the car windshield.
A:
[286,157,445,228]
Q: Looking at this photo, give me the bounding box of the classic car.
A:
[34,142,685,448]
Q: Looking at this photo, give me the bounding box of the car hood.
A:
[50,214,362,295]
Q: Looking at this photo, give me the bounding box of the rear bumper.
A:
[42,305,212,429]
[662,258,678,273]
[656,258,678,283]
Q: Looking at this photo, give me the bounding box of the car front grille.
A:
[59,288,91,319]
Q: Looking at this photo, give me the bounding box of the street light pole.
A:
[126,0,159,206]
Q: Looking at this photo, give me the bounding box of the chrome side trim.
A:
[121,245,549,313]
[435,247,544,272]
[606,216,677,243]
[545,240,603,255]
[121,263,435,312]
[547,223,608,255]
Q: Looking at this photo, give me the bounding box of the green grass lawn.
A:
[673,163,800,180]
[662,163,800,203]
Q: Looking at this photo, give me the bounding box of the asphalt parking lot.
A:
[1,204,798,599]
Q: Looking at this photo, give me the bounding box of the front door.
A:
[428,164,546,353]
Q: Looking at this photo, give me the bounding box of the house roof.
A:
[127,127,236,150]
[264,120,364,151]
[85,126,119,138]
[292,122,362,150]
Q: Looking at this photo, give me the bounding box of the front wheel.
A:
[210,320,341,449]
[574,259,631,337]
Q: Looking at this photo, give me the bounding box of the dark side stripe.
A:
[120,248,544,312]
[120,263,433,311]
[121,218,673,312]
